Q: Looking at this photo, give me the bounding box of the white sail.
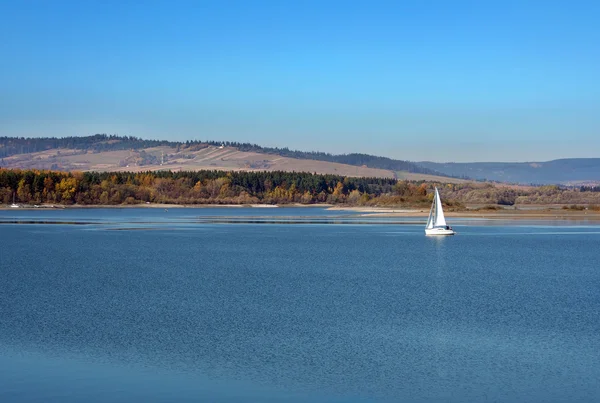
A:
[433,188,447,227]
[426,196,435,229]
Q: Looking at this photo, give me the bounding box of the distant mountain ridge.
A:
[419,159,600,185]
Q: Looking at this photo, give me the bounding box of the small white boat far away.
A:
[425,187,455,236]
[10,193,19,208]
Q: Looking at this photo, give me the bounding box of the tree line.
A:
[580,186,600,192]
[3,168,599,207]
[441,183,600,206]
[0,134,173,157]
[1,169,431,206]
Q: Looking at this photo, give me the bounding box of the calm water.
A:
[1,208,599,402]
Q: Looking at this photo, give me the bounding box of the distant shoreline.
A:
[2,203,600,220]
[328,206,600,220]
[0,203,331,210]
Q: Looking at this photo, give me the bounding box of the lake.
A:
[1,207,599,402]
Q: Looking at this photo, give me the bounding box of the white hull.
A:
[425,228,455,236]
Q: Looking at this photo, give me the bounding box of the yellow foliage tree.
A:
[16,178,31,202]
[300,191,313,204]
[56,177,78,203]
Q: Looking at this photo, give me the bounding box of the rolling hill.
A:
[0,135,465,183]
[3,135,597,185]
[0,135,439,174]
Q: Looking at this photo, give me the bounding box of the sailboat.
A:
[10,193,19,208]
[425,187,454,235]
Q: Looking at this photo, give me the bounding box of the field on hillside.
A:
[1,145,399,178]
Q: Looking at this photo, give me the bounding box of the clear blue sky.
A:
[1,0,598,162]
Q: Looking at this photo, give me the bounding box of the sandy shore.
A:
[327,207,423,213]
[364,211,600,220]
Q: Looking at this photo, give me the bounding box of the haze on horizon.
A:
[1,0,599,163]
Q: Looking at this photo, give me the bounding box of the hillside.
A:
[419,159,600,185]
[0,144,396,177]
[5,135,597,185]
[0,134,441,174]
[0,135,464,183]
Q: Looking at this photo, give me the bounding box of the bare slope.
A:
[0,135,441,175]
[1,146,396,178]
[1,145,471,182]
[0,135,464,181]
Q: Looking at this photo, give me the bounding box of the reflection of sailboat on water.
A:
[10,193,19,208]
[425,187,454,236]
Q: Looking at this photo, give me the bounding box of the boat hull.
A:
[425,228,455,236]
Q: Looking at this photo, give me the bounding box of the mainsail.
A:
[433,188,447,228]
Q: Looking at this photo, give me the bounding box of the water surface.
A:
[1,208,599,402]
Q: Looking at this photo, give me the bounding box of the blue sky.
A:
[1,0,598,162]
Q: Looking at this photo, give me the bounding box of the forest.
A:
[2,169,600,208]
[0,169,413,206]
[0,134,441,175]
